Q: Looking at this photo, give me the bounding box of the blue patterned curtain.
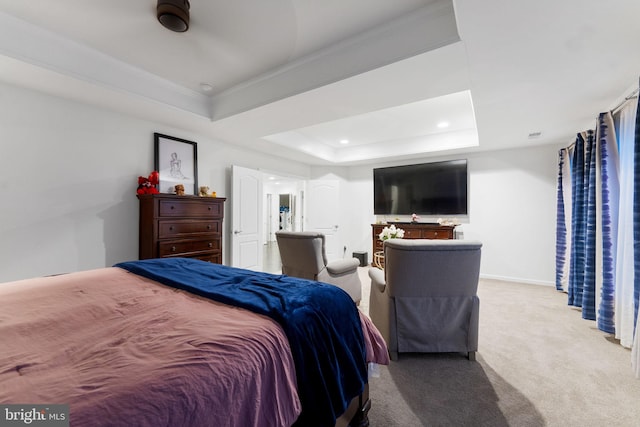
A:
[634,93,640,329]
[568,133,587,307]
[581,130,598,320]
[633,92,640,378]
[555,148,569,291]
[557,88,640,376]
[597,113,619,333]
[557,103,635,332]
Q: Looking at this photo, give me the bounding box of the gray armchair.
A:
[369,239,482,361]
[275,231,362,304]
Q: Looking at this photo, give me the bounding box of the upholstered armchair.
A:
[369,239,482,361]
[275,231,362,304]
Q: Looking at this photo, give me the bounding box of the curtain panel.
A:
[633,93,640,378]
[555,94,639,377]
[597,113,619,333]
[614,99,638,348]
[555,147,570,291]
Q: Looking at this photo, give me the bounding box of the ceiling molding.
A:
[209,0,459,121]
[0,11,211,118]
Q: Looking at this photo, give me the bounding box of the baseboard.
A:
[479,273,554,287]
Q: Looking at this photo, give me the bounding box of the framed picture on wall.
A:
[154,133,198,195]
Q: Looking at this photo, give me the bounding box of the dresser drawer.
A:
[158,238,221,257]
[423,229,452,239]
[404,229,422,239]
[158,220,220,238]
[158,199,222,218]
[192,253,222,264]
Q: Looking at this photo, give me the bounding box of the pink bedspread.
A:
[0,267,388,427]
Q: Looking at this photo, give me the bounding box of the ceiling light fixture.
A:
[437,121,450,129]
[157,0,190,33]
[340,139,349,145]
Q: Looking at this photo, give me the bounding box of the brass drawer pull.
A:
[171,246,176,252]
[208,243,213,248]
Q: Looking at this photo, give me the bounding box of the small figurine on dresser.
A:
[199,186,210,197]
[174,184,185,195]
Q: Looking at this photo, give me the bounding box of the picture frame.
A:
[154,133,198,195]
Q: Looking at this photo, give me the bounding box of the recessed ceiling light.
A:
[340,139,349,145]
[437,121,450,129]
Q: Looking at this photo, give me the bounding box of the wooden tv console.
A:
[371,222,456,267]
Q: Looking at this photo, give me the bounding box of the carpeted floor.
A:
[357,267,640,427]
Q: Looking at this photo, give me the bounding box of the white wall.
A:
[0,82,309,282]
[0,81,562,285]
[343,145,562,285]
[463,147,560,285]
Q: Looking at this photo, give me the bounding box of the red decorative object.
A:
[136,171,160,195]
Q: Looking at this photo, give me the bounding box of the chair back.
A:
[384,239,482,298]
[275,231,328,280]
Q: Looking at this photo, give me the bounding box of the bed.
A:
[0,258,389,427]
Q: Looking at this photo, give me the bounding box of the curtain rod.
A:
[611,86,639,114]
[563,83,638,151]
[564,130,590,151]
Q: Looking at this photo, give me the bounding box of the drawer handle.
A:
[208,206,212,211]
[170,205,175,210]
[207,225,212,230]
[169,226,174,231]
[434,232,438,236]
[208,243,213,248]
[171,246,176,252]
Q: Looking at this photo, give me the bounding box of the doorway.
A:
[262,173,306,272]
[263,175,305,243]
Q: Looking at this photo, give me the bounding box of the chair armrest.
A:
[368,267,386,293]
[326,258,360,275]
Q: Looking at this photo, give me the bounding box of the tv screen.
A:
[373,160,468,215]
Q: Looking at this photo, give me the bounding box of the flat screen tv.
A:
[373,159,468,216]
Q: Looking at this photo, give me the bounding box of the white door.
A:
[306,179,342,262]
[231,165,263,270]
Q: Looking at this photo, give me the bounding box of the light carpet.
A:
[356,266,640,427]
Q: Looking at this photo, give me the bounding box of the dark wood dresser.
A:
[138,194,226,264]
[371,222,456,267]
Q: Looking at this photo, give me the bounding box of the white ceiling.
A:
[0,0,639,165]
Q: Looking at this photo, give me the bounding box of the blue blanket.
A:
[114,258,367,427]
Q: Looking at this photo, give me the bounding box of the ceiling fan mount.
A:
[157,0,190,33]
